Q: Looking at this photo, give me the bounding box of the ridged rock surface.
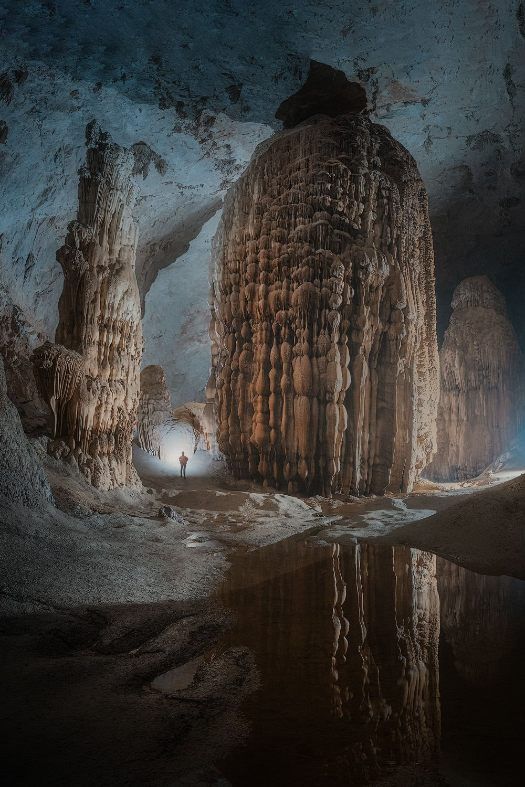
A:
[137,365,172,460]
[210,113,438,495]
[0,356,53,508]
[427,276,523,482]
[0,298,49,433]
[32,123,143,490]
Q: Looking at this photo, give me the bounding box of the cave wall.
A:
[0,355,53,508]
[427,276,524,482]
[210,112,439,495]
[32,122,143,490]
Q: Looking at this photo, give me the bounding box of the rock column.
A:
[427,276,523,481]
[210,112,438,495]
[33,122,143,489]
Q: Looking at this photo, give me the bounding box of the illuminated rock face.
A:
[137,365,172,460]
[33,123,143,490]
[210,113,438,495]
[427,276,523,482]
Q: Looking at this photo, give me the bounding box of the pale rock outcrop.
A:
[427,276,523,481]
[0,355,53,507]
[32,122,143,490]
[137,364,172,459]
[210,111,438,495]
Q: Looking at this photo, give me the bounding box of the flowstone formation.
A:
[137,365,172,460]
[210,102,439,495]
[427,276,523,482]
[33,122,143,490]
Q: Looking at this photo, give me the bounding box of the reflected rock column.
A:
[333,544,441,779]
[210,111,438,495]
[33,122,143,489]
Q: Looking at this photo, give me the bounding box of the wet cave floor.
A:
[2,531,524,786]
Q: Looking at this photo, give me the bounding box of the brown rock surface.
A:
[32,122,143,489]
[427,276,523,482]
[210,112,438,495]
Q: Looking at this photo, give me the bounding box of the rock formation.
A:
[137,364,172,459]
[175,401,216,454]
[210,108,438,495]
[32,122,143,489]
[427,276,523,481]
[0,355,53,507]
[0,296,49,433]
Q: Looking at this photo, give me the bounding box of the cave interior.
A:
[1,2,524,785]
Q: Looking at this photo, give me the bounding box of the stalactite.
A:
[137,364,172,459]
[427,276,524,481]
[210,112,438,495]
[32,122,143,489]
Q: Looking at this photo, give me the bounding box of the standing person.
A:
[179,451,188,478]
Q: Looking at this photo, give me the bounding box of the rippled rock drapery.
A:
[210,112,439,495]
[427,276,523,482]
[137,364,172,460]
[32,122,143,489]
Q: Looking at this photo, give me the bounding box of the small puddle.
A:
[216,537,525,785]
[151,655,204,694]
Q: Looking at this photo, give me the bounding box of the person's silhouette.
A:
[179,451,188,478]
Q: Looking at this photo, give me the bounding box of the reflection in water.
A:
[437,559,525,784]
[219,541,525,786]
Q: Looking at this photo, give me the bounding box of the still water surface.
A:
[217,539,525,786]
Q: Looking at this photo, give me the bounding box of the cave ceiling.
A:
[0,0,524,404]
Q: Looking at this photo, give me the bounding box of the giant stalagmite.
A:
[210,93,438,495]
[427,276,523,482]
[33,122,143,489]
